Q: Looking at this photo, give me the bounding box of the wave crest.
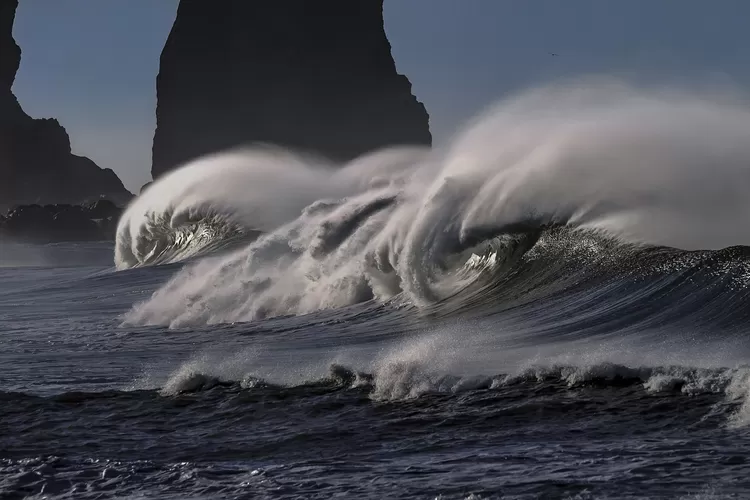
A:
[118,80,750,326]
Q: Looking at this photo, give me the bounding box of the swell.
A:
[431,227,750,329]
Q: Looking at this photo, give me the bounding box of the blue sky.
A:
[12,1,750,192]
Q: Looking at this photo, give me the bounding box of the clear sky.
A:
[12,0,750,193]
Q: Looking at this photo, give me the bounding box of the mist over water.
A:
[0,241,116,268]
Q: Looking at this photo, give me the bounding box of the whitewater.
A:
[6,81,750,498]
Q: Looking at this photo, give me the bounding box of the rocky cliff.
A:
[152,0,431,179]
[0,0,131,211]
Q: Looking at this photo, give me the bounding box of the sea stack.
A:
[0,0,131,211]
[151,0,431,179]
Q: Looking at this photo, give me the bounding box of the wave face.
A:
[117,80,750,327]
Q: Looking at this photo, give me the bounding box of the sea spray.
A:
[118,80,750,326]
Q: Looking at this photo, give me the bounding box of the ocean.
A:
[4,83,750,499]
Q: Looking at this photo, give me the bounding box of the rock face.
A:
[152,0,431,178]
[0,0,132,212]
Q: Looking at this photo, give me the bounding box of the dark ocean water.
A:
[3,236,750,500]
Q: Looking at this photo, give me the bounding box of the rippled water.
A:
[2,240,750,499]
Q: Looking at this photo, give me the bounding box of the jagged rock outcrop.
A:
[0,0,132,213]
[152,0,431,178]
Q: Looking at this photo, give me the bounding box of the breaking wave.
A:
[116,80,750,327]
[125,358,750,429]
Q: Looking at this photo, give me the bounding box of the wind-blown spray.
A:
[117,80,750,327]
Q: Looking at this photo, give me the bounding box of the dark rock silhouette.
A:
[0,0,21,93]
[0,0,132,213]
[152,0,431,179]
[0,202,123,243]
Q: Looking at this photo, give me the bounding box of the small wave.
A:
[125,360,750,430]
